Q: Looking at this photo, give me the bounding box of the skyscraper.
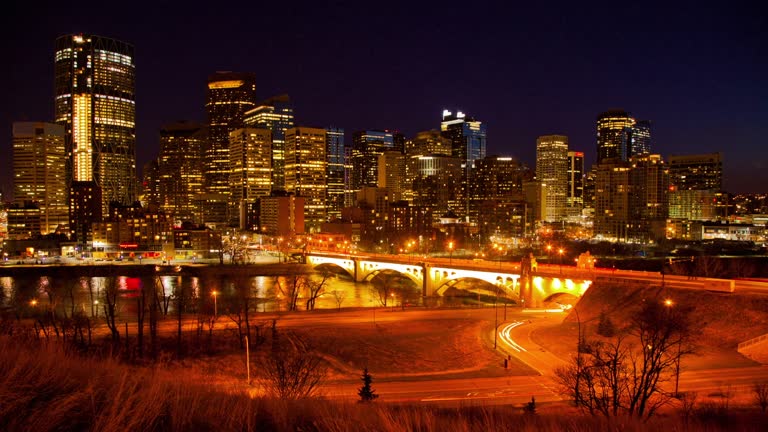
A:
[536,135,569,222]
[440,110,487,220]
[12,122,68,235]
[158,122,206,223]
[285,127,327,232]
[244,94,295,192]
[406,130,452,156]
[205,71,257,224]
[325,127,345,221]
[567,151,584,217]
[229,128,272,229]
[668,153,723,191]
[631,120,652,156]
[351,130,396,192]
[54,34,137,216]
[596,110,635,163]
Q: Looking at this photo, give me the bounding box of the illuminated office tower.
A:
[408,154,463,224]
[596,110,635,163]
[440,110,486,220]
[12,122,68,235]
[244,94,294,192]
[668,152,723,221]
[142,159,161,210]
[668,152,722,191]
[567,151,584,217]
[285,127,327,232]
[351,130,396,192]
[378,151,407,202]
[229,128,272,229]
[471,156,530,240]
[205,72,256,224]
[54,34,137,216]
[631,120,652,156]
[406,129,451,156]
[158,122,206,222]
[593,161,631,241]
[629,153,668,224]
[536,135,569,222]
[325,127,345,221]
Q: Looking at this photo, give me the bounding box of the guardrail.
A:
[738,332,768,350]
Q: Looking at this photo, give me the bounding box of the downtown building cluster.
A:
[2,34,766,259]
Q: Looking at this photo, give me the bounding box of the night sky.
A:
[2,1,766,198]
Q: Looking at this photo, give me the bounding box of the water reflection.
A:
[0,273,376,316]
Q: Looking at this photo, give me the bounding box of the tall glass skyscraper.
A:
[536,135,569,222]
[244,94,294,192]
[440,110,487,221]
[55,34,136,216]
[205,72,257,224]
[596,110,635,163]
[631,120,652,156]
[351,130,396,192]
[325,127,345,221]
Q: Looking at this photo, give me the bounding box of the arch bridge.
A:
[305,253,592,306]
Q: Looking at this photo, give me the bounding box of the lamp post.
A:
[664,298,682,397]
[558,248,565,274]
[212,290,219,318]
[448,241,454,265]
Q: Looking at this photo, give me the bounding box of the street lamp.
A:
[558,248,565,274]
[664,298,682,397]
[448,241,454,265]
[212,290,219,318]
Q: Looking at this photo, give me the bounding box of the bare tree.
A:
[555,298,698,419]
[305,272,333,311]
[101,277,120,344]
[275,275,304,311]
[263,328,327,399]
[332,290,347,311]
[753,382,768,413]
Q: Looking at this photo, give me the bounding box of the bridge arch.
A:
[305,255,356,279]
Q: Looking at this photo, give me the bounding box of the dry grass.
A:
[2,337,767,431]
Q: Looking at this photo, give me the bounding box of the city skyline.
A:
[2,2,766,197]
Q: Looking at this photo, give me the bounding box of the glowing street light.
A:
[30,299,38,307]
[558,248,565,274]
[448,241,454,265]
[664,298,682,396]
[212,290,219,318]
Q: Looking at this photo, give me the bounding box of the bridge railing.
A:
[738,332,768,351]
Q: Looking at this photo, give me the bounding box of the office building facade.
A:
[536,135,569,222]
[12,122,68,235]
[285,127,327,232]
[55,34,137,216]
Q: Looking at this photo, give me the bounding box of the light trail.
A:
[498,321,528,352]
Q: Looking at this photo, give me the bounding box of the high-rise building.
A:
[55,34,137,215]
[285,127,327,232]
[471,156,528,201]
[244,94,294,192]
[593,154,668,242]
[325,127,345,221]
[631,120,652,156]
[596,110,635,163]
[536,135,569,222]
[567,151,584,217]
[668,153,723,191]
[141,159,160,210]
[440,110,487,220]
[408,154,463,224]
[378,151,407,202]
[12,122,68,235]
[229,128,272,229]
[667,152,723,221]
[351,130,396,192]
[158,122,206,222]
[406,129,452,156]
[205,71,257,224]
